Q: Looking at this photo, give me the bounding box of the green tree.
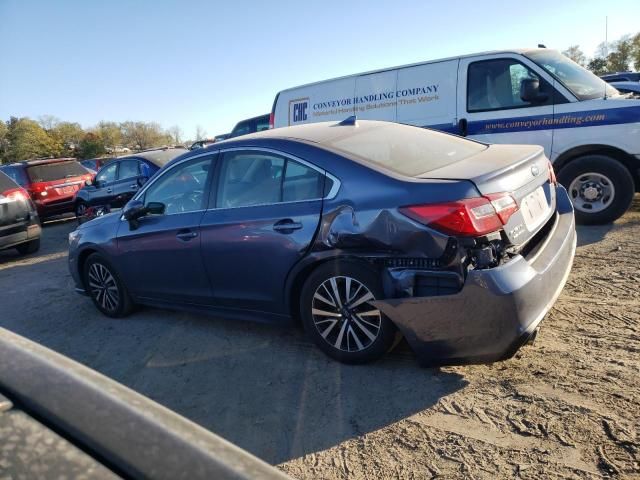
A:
[50,121,85,154]
[606,35,633,72]
[120,121,168,150]
[78,132,106,159]
[587,57,608,76]
[562,45,586,66]
[6,117,58,162]
[0,121,8,163]
[632,32,640,71]
[95,121,122,152]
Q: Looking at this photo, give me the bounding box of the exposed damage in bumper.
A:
[316,186,576,366]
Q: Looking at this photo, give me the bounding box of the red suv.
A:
[0,159,93,219]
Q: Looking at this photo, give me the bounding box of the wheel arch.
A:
[285,252,385,324]
[76,247,101,289]
[553,144,639,191]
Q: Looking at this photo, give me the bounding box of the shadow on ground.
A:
[113,311,467,464]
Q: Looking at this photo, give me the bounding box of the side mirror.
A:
[123,200,146,222]
[520,78,548,103]
[85,179,93,187]
[146,201,165,215]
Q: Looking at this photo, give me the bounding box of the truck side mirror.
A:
[520,78,548,103]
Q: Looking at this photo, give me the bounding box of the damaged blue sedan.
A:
[68,119,576,365]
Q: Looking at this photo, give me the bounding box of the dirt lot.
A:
[0,199,638,479]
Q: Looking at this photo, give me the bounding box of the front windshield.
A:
[525,49,619,101]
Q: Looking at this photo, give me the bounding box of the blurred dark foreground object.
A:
[0,327,291,480]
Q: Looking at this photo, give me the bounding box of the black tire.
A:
[75,201,88,219]
[557,155,634,225]
[16,238,40,255]
[300,261,396,364]
[83,253,133,318]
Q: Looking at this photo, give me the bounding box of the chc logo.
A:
[289,98,309,125]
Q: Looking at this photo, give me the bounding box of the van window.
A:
[327,123,486,177]
[467,59,545,112]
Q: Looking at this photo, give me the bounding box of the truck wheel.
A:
[300,261,396,364]
[557,155,634,225]
[16,238,40,255]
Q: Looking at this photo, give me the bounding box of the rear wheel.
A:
[300,261,396,364]
[557,155,634,225]
[16,238,40,255]
[83,253,133,318]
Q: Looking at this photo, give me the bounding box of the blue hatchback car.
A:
[68,120,576,365]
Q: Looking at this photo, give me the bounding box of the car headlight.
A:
[68,230,80,246]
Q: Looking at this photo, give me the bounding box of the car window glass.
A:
[0,171,18,191]
[144,156,211,214]
[283,160,324,202]
[26,161,88,182]
[467,59,541,112]
[217,151,285,208]
[118,160,140,180]
[0,166,29,187]
[96,163,118,184]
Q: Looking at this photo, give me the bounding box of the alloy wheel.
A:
[88,262,120,312]
[311,276,382,352]
[568,172,615,213]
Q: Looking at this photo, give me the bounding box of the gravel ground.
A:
[0,199,638,479]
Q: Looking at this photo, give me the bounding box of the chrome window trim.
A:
[127,146,341,218]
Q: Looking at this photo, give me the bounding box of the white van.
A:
[271,49,640,224]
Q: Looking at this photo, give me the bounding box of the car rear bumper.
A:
[374,185,576,366]
[0,221,41,251]
[34,197,76,218]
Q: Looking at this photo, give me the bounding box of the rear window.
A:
[0,171,18,191]
[326,123,487,177]
[26,161,88,182]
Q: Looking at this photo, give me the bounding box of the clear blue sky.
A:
[0,0,637,140]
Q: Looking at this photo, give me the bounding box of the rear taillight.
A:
[548,161,557,185]
[485,193,518,225]
[269,111,275,129]
[2,188,29,202]
[400,192,519,236]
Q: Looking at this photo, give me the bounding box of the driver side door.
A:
[116,154,216,305]
[457,54,557,157]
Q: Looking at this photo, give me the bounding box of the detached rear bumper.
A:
[374,185,576,366]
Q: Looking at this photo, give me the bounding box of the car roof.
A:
[118,147,188,166]
[4,157,77,167]
[224,119,427,145]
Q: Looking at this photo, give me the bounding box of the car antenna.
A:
[338,115,358,126]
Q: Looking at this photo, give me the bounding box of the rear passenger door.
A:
[111,159,142,207]
[457,54,557,156]
[199,149,328,315]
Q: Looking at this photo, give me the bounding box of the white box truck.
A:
[271,48,640,224]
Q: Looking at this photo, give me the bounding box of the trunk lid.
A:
[26,161,92,205]
[418,144,556,245]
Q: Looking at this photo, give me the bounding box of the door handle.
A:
[129,184,138,189]
[176,229,198,241]
[273,220,303,233]
[458,118,468,137]
[106,188,113,193]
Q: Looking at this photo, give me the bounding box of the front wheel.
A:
[83,253,133,318]
[557,155,634,225]
[75,201,88,219]
[300,261,396,364]
[16,238,40,255]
